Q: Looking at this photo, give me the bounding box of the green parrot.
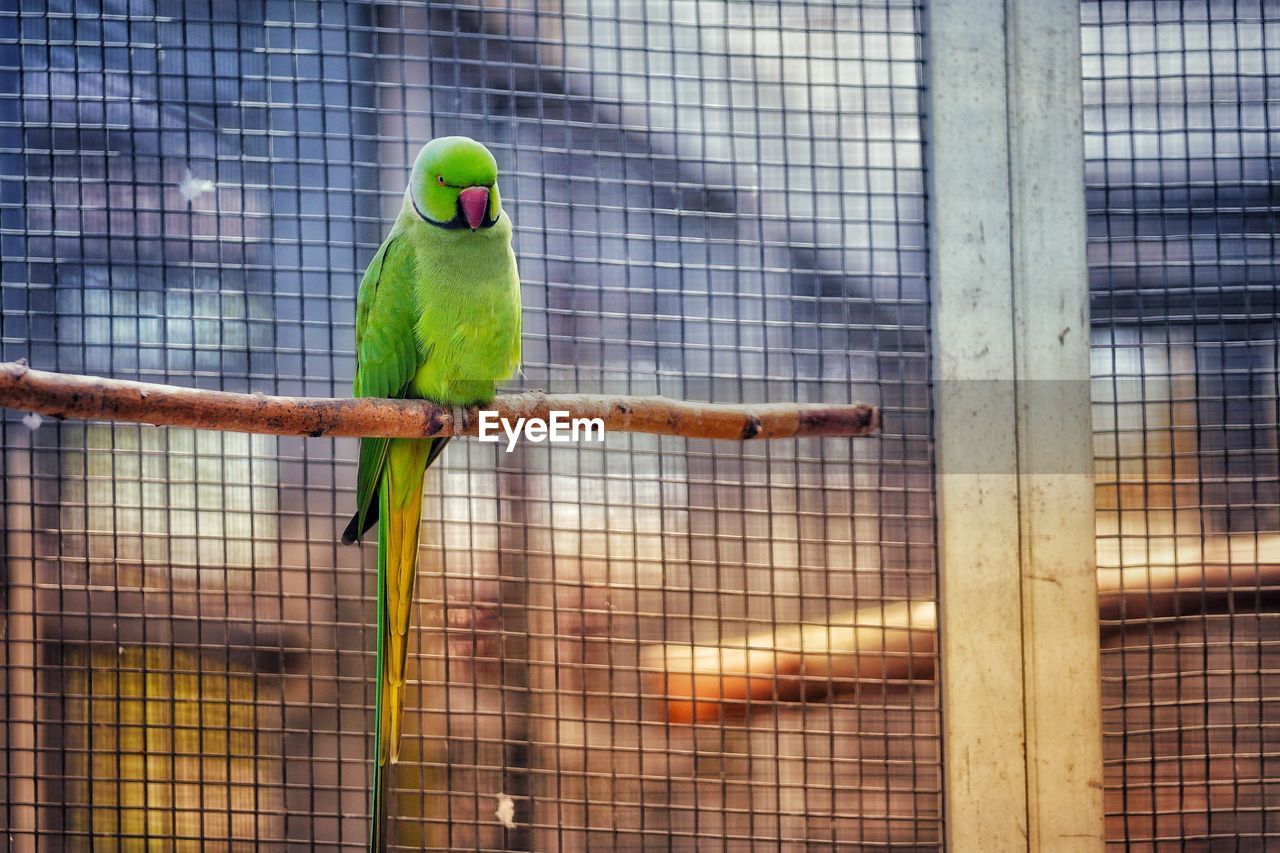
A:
[342,136,522,850]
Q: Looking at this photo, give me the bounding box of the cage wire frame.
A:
[2,0,945,850]
[926,0,1104,850]
[7,0,1279,851]
[1083,1,1280,848]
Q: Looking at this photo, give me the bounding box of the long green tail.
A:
[370,437,435,852]
[371,475,390,851]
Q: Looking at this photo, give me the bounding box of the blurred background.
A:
[1085,1,1279,846]
[0,0,1274,849]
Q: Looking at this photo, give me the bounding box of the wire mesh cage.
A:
[1083,0,1280,847]
[3,0,1279,851]
[1,1,939,849]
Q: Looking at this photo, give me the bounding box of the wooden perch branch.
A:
[0,362,879,441]
[644,600,937,724]
[645,534,1280,723]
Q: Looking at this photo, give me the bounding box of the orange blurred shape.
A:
[645,534,1280,723]
[642,600,937,723]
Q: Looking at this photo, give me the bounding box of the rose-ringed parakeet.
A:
[342,136,522,850]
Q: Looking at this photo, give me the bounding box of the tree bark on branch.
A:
[0,361,879,441]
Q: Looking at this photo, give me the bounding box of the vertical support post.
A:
[2,442,38,852]
[926,1,1105,850]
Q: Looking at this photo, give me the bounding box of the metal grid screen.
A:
[1084,1,1280,847]
[0,1,938,849]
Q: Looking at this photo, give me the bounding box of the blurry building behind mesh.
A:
[1085,1,1280,845]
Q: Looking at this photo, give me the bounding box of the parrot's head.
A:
[408,136,503,232]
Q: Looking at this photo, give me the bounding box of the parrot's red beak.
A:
[459,186,489,230]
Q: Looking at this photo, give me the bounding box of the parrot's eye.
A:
[436,175,445,186]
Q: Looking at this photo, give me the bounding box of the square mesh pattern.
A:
[0,1,938,849]
[1083,1,1280,847]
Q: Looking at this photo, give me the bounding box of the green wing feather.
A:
[344,233,420,544]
